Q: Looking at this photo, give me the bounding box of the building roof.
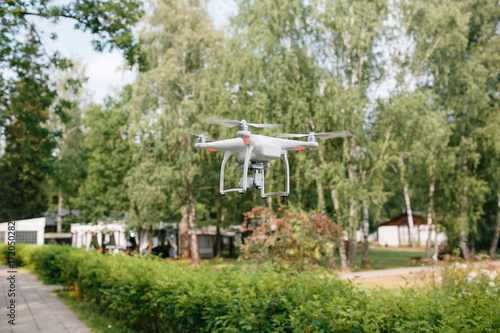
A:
[44,210,80,226]
[378,213,427,227]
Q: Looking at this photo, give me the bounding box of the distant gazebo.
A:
[376,213,446,247]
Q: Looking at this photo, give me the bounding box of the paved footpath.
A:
[0,264,92,333]
[339,260,500,279]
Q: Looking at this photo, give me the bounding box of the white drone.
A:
[193,118,351,198]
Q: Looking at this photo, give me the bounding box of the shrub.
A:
[0,242,35,267]
[240,207,341,271]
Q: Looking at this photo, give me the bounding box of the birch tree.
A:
[403,0,496,259]
[127,0,222,264]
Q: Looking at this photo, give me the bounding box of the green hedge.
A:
[1,244,499,332]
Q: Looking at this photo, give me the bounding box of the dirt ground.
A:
[349,262,500,293]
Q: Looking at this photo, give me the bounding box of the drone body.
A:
[194,119,350,198]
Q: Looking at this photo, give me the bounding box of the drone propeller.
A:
[204,117,283,129]
[274,131,352,139]
[189,132,213,142]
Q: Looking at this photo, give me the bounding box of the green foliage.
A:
[77,94,133,220]
[2,244,500,332]
[2,0,499,261]
[0,30,58,220]
[0,0,145,68]
[0,0,143,221]
[402,0,500,250]
[240,207,341,271]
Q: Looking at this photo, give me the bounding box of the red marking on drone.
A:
[206,148,218,152]
[294,147,306,151]
[242,137,250,144]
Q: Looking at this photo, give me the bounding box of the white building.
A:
[71,221,129,250]
[377,213,447,247]
[0,217,46,245]
[71,221,180,256]
[70,221,241,258]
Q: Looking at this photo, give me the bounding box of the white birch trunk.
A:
[433,225,439,261]
[57,189,63,233]
[188,184,199,265]
[361,197,370,267]
[347,197,357,267]
[459,152,471,260]
[459,187,471,260]
[425,175,436,258]
[361,171,370,267]
[316,175,326,213]
[330,183,347,270]
[489,194,500,259]
[403,181,416,247]
[180,205,190,258]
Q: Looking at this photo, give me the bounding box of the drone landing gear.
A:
[259,153,289,198]
[219,149,289,198]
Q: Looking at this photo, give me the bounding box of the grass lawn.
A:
[350,271,438,294]
[55,290,135,333]
[331,247,427,271]
[355,247,426,270]
[176,247,428,271]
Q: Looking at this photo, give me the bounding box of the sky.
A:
[39,0,237,104]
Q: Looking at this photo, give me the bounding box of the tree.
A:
[127,0,222,264]
[403,0,497,258]
[310,0,391,267]
[0,0,144,221]
[1,0,145,68]
[125,155,172,254]
[77,92,133,221]
[47,62,89,232]
[0,30,58,220]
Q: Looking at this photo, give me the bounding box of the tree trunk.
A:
[361,197,370,267]
[180,205,190,258]
[347,197,358,267]
[459,153,471,260]
[361,171,370,267]
[459,188,471,260]
[470,238,475,258]
[425,175,436,258]
[316,175,326,213]
[346,158,359,268]
[136,229,142,255]
[489,194,500,259]
[147,227,153,255]
[188,184,199,265]
[214,226,222,259]
[57,189,63,233]
[330,182,347,270]
[433,225,439,261]
[403,181,416,247]
[214,194,222,259]
[459,230,471,261]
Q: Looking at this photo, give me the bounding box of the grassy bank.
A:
[55,289,136,333]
